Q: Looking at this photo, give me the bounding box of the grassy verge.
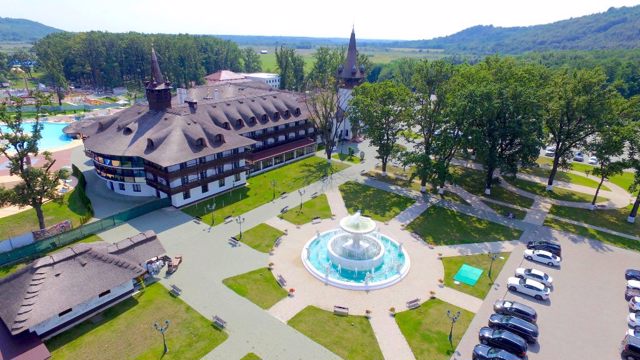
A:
[339,181,415,222]
[481,201,527,220]
[536,157,636,194]
[288,306,384,360]
[237,223,284,253]
[451,166,534,208]
[407,206,522,245]
[507,177,607,203]
[395,298,474,360]
[544,218,640,252]
[332,152,361,164]
[182,156,348,224]
[223,268,288,309]
[520,166,610,190]
[549,204,638,237]
[442,252,510,299]
[279,194,332,225]
[46,283,227,360]
[436,191,470,205]
[240,354,262,360]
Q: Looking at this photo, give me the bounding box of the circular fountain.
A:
[302,211,410,290]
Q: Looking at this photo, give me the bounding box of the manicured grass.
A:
[365,169,421,192]
[481,201,527,220]
[549,204,639,237]
[339,181,415,222]
[407,206,523,245]
[182,156,348,224]
[46,283,227,360]
[544,218,640,252]
[288,306,383,360]
[536,157,636,194]
[240,353,262,360]
[223,268,288,309]
[237,223,284,253]
[279,194,332,225]
[395,298,474,360]
[0,262,25,278]
[521,166,610,190]
[436,191,470,205]
[0,189,93,239]
[442,252,510,299]
[507,177,607,203]
[332,152,362,164]
[451,166,535,208]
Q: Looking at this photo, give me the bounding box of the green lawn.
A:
[442,252,510,299]
[520,166,610,191]
[507,177,607,203]
[240,353,262,360]
[451,166,535,208]
[339,181,415,222]
[46,283,227,360]
[481,201,528,220]
[395,298,474,360]
[223,268,288,309]
[536,157,636,194]
[365,169,421,192]
[407,206,523,245]
[0,189,93,239]
[436,191,471,205]
[237,223,284,253]
[288,306,384,360]
[332,152,362,164]
[544,218,640,252]
[549,204,639,237]
[182,156,348,224]
[279,194,332,225]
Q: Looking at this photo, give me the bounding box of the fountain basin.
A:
[327,233,385,270]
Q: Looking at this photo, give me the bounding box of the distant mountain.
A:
[392,5,640,54]
[0,17,62,42]
[216,35,395,49]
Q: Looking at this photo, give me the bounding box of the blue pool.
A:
[0,122,73,150]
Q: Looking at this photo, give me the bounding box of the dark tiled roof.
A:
[0,231,165,336]
[338,28,365,81]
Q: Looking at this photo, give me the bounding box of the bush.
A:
[71,164,94,220]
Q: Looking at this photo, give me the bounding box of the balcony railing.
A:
[146,166,249,195]
[144,151,248,180]
[246,123,314,141]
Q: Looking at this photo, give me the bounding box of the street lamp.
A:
[446,310,461,350]
[153,319,170,354]
[487,253,499,281]
[236,216,245,239]
[298,189,305,211]
[271,180,277,200]
[207,203,216,227]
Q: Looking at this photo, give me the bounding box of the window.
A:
[183,190,191,200]
[99,290,111,298]
[200,171,207,180]
[219,178,225,187]
[58,308,72,317]
[202,183,209,193]
[132,184,141,192]
[234,173,241,182]
[273,112,280,120]
[233,161,240,169]
[118,183,125,191]
[181,176,189,185]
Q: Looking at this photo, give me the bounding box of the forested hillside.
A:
[0,17,61,42]
[394,5,640,54]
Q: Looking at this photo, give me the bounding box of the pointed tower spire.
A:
[145,47,172,111]
[337,27,365,89]
[150,47,165,85]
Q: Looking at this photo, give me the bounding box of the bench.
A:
[169,284,182,297]
[280,191,287,199]
[212,315,227,329]
[406,298,421,310]
[224,216,234,224]
[333,306,349,316]
[311,217,322,225]
[311,192,318,199]
[281,206,289,214]
[229,237,239,247]
[274,237,283,248]
[276,274,287,287]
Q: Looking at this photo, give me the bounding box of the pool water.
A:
[305,230,408,285]
[0,122,73,150]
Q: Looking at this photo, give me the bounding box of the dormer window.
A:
[273,112,280,120]
[196,138,205,147]
[123,127,133,135]
[236,119,243,127]
[249,116,256,124]
[262,114,268,122]
[215,134,224,143]
[223,123,230,130]
[146,138,155,150]
[284,110,290,118]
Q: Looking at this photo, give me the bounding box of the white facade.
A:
[243,72,280,89]
[336,88,354,140]
[170,171,248,207]
[102,178,157,197]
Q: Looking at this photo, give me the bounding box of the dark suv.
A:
[488,314,539,344]
[494,300,537,324]
[478,327,527,358]
[527,240,562,257]
[472,344,524,360]
[621,334,640,360]
[627,269,640,281]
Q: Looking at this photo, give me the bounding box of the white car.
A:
[629,328,640,337]
[507,276,551,301]
[544,146,556,156]
[630,312,640,328]
[588,156,598,165]
[523,249,561,267]
[515,267,553,287]
[630,296,640,311]
[628,280,640,291]
[573,152,584,162]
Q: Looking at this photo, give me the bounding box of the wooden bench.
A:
[212,315,227,329]
[224,216,234,224]
[406,298,421,310]
[280,192,287,199]
[276,274,287,288]
[281,206,289,213]
[311,217,322,225]
[333,306,349,316]
[311,192,318,199]
[169,284,182,297]
[229,237,240,247]
[274,237,283,248]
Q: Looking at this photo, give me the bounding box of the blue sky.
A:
[6,0,640,40]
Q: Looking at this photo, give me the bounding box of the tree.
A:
[307,47,343,88]
[543,68,617,190]
[624,96,640,223]
[0,94,69,230]
[587,122,627,208]
[350,81,412,174]
[275,46,305,91]
[306,80,348,161]
[241,47,262,73]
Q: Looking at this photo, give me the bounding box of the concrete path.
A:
[523,198,552,226]
[324,187,349,219]
[447,185,496,213]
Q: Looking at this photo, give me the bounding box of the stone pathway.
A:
[522,197,552,226]
[447,185,496,213]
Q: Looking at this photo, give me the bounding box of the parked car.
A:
[629,328,640,338]
[626,288,640,301]
[630,297,640,311]
[627,269,640,281]
[588,156,598,165]
[515,267,553,287]
[493,300,538,324]
[526,240,562,257]
[630,312,640,328]
[478,327,528,358]
[544,146,556,156]
[523,249,561,267]
[488,314,539,344]
[472,344,524,360]
[628,280,640,291]
[573,151,584,162]
[507,277,550,301]
[621,334,640,360]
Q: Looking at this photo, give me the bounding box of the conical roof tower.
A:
[337,27,366,88]
[145,47,172,111]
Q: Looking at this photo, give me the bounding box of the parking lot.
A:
[453,226,639,360]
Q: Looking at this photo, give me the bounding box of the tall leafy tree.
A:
[350,80,412,174]
[275,46,305,91]
[543,68,617,190]
[624,96,640,223]
[241,47,262,73]
[307,47,343,88]
[0,94,69,230]
[306,80,348,161]
[586,121,627,208]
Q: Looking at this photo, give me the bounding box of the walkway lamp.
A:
[271,180,277,200]
[153,319,170,354]
[487,253,499,280]
[298,189,305,211]
[446,310,461,350]
[236,216,245,239]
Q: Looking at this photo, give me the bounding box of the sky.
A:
[4,0,640,40]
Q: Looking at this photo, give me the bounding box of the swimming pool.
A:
[0,122,73,150]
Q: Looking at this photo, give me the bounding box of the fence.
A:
[0,197,171,266]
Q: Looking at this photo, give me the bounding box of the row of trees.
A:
[308,57,640,222]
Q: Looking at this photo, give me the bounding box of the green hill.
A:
[393,5,640,54]
[0,17,62,42]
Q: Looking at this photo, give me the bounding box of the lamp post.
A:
[153,320,170,354]
[236,216,245,239]
[298,189,305,211]
[271,180,277,200]
[446,310,461,350]
[487,253,499,280]
[207,203,216,227]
